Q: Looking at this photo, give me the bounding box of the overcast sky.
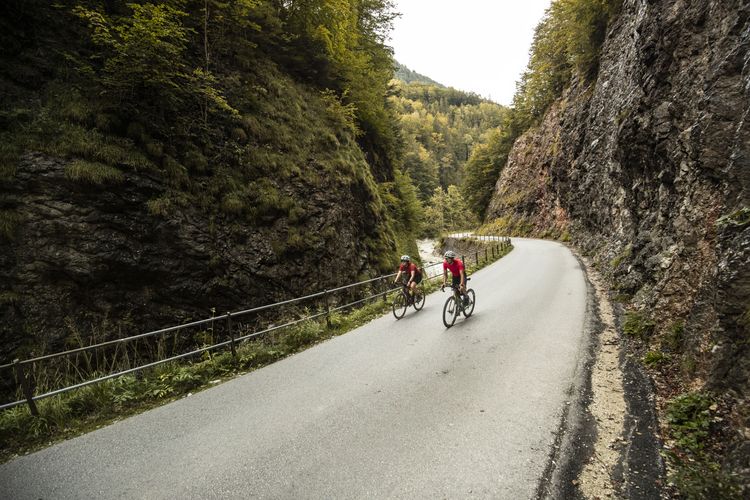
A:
[388,0,552,105]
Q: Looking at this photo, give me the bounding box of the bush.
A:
[642,350,669,367]
[622,311,655,340]
[283,320,323,351]
[665,392,742,498]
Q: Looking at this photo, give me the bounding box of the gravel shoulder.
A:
[543,252,666,499]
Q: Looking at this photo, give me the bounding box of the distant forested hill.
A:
[394,62,443,86]
[389,79,508,235]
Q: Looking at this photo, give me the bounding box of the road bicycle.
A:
[441,279,475,328]
[392,281,425,319]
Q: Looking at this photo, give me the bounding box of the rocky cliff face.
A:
[486,0,749,484]
[0,151,390,360]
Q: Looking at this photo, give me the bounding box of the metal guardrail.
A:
[0,235,511,415]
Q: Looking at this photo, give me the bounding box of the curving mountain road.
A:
[0,238,592,499]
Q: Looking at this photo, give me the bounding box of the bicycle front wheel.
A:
[442,296,458,328]
[392,293,407,319]
[462,289,475,317]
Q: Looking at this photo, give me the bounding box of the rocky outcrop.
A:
[0,152,389,362]
[486,0,749,486]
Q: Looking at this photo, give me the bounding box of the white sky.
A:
[388,0,552,105]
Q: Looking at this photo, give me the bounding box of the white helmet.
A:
[400,255,411,262]
[444,250,456,259]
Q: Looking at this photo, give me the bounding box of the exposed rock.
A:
[486,0,750,489]
[0,152,388,365]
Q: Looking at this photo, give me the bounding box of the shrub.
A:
[643,350,669,367]
[283,320,323,351]
[622,311,655,340]
[665,392,741,498]
[664,321,684,351]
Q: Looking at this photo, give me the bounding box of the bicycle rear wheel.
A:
[413,288,425,311]
[392,293,407,319]
[462,289,475,317]
[442,296,458,328]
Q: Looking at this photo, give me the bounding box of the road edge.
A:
[534,248,667,499]
[534,252,600,499]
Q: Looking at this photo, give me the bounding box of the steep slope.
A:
[485,0,749,493]
[0,2,417,365]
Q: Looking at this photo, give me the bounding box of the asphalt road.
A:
[0,238,590,499]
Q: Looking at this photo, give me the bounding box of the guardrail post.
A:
[324,290,331,328]
[474,251,479,265]
[227,312,236,359]
[485,248,488,262]
[13,359,38,416]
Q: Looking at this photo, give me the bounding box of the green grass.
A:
[0,141,22,181]
[65,160,124,185]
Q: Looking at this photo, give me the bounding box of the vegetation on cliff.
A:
[0,0,427,360]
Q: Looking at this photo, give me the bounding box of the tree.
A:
[461,128,514,220]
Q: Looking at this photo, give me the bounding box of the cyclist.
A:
[441,250,469,305]
[394,255,422,302]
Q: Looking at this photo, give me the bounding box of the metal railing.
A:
[0,235,511,415]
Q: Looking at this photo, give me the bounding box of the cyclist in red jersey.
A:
[394,255,422,300]
[441,250,469,304]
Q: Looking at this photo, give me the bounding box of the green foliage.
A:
[513,0,619,129]
[74,3,191,113]
[642,350,670,367]
[664,321,685,351]
[422,186,478,237]
[477,215,536,237]
[2,0,417,276]
[394,62,442,86]
[390,80,507,199]
[667,392,713,453]
[283,319,324,351]
[664,392,742,498]
[65,160,124,185]
[461,126,515,218]
[622,311,655,340]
